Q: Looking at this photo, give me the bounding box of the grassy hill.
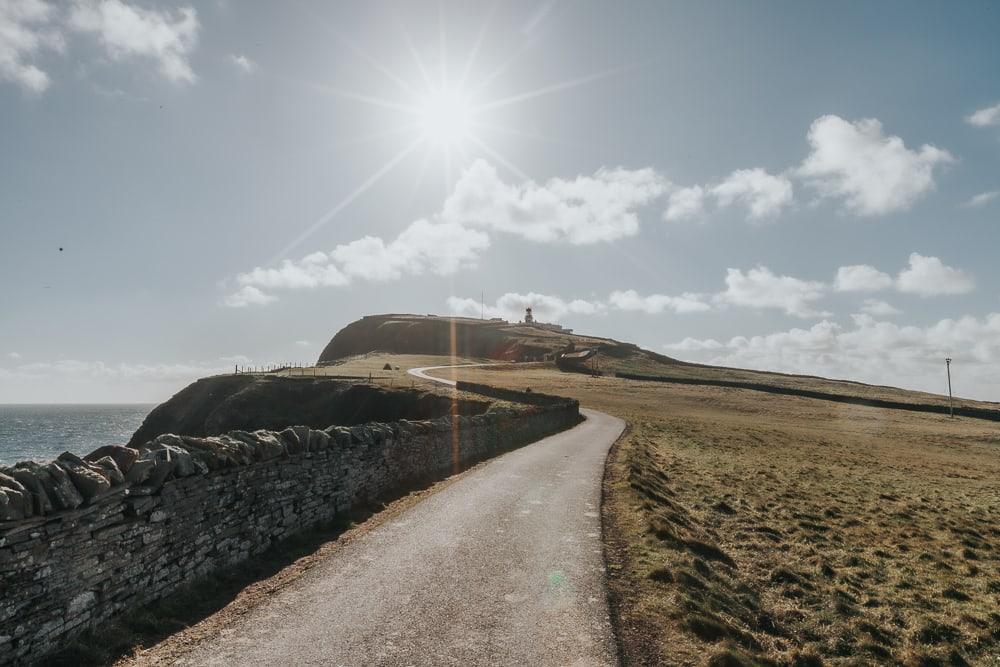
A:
[403,358,1000,666]
[319,314,998,414]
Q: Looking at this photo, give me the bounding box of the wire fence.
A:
[231,363,415,387]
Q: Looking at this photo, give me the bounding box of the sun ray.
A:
[474,63,637,113]
[406,143,436,206]
[270,136,424,263]
[469,38,535,99]
[393,13,435,92]
[438,1,448,87]
[457,2,498,89]
[273,122,421,169]
[469,135,532,182]
[305,81,418,114]
[296,2,418,98]
[337,36,419,98]
[472,119,569,146]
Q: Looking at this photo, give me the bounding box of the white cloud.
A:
[7,351,22,360]
[663,337,725,352]
[859,299,901,317]
[224,285,276,308]
[797,115,954,215]
[0,0,63,92]
[664,313,1000,401]
[966,103,1000,128]
[608,289,710,314]
[833,264,894,292]
[69,0,199,83]
[441,159,668,244]
[229,219,489,306]
[714,266,829,318]
[964,191,998,208]
[663,185,705,222]
[294,340,310,347]
[447,292,605,322]
[711,168,793,220]
[229,53,255,73]
[332,219,489,281]
[896,252,974,297]
[237,251,349,290]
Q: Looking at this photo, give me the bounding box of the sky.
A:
[1,0,999,403]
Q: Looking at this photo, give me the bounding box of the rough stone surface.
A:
[83,445,139,474]
[0,390,579,666]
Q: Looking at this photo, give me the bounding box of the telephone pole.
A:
[945,357,954,418]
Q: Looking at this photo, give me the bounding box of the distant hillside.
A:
[319,314,1000,412]
[317,313,673,365]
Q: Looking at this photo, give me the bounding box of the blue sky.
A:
[1,0,999,402]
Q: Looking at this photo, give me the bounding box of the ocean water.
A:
[0,404,154,466]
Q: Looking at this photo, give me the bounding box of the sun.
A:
[275,13,625,259]
[417,89,474,148]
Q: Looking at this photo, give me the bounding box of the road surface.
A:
[176,365,623,666]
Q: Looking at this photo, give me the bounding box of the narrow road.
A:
[176,366,623,666]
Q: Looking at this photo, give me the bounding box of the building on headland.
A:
[521,307,573,334]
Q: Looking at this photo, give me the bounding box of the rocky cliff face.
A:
[128,375,489,447]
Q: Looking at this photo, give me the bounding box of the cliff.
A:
[128,375,490,447]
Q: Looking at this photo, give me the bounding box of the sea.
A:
[0,404,154,466]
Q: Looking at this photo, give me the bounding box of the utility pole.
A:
[481,290,485,320]
[945,358,954,418]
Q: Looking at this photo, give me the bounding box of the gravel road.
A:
[174,366,622,666]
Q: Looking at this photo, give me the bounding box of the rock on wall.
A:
[0,397,579,664]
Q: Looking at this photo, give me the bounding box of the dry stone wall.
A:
[0,393,579,665]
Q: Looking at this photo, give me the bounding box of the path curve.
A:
[176,365,622,666]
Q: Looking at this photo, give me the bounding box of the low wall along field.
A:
[0,386,579,665]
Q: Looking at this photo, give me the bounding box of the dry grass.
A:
[411,359,1000,666]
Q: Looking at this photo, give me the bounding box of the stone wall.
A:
[0,393,579,664]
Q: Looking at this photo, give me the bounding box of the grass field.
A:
[398,357,1000,666]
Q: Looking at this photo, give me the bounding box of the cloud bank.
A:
[665,313,1000,401]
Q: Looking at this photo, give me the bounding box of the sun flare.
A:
[417,89,474,147]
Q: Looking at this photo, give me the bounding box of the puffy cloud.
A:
[664,313,1000,401]
[608,289,710,314]
[69,0,199,83]
[224,285,276,308]
[229,53,256,73]
[859,299,901,317]
[228,219,489,306]
[833,264,894,292]
[710,168,793,220]
[0,0,63,92]
[441,159,668,244]
[964,191,998,208]
[896,253,974,297]
[332,219,489,281]
[237,251,349,290]
[663,185,706,222]
[7,351,21,360]
[714,266,829,318]
[663,337,725,352]
[966,103,1000,127]
[797,115,954,215]
[447,292,605,322]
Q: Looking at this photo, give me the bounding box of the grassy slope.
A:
[403,358,1000,666]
